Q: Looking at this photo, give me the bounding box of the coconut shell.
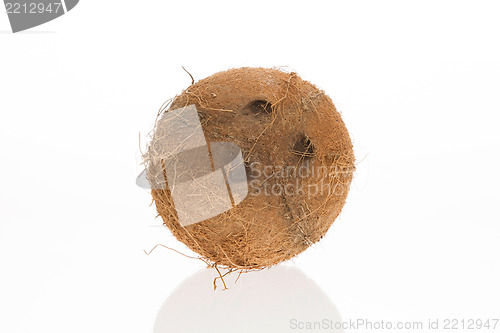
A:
[146,67,354,269]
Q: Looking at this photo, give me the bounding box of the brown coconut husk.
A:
[143,67,355,270]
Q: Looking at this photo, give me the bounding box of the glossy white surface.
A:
[1,1,500,332]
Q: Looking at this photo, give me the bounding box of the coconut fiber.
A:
[143,67,355,270]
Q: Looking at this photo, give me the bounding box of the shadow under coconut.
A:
[153,266,343,333]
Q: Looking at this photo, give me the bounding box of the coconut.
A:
[143,67,354,270]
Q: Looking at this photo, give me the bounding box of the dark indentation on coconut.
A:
[246,100,272,115]
[293,135,315,160]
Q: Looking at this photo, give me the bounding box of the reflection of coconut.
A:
[147,67,354,269]
[153,266,343,333]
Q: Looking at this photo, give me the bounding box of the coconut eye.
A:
[293,135,315,160]
[247,100,272,115]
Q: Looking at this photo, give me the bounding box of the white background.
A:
[1,1,499,332]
